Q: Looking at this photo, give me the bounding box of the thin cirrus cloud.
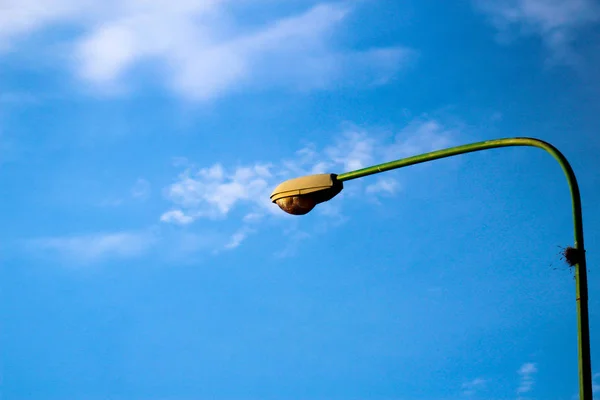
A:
[0,0,415,100]
[517,362,538,395]
[473,0,600,65]
[29,231,156,264]
[222,227,256,251]
[24,118,458,262]
[461,377,487,396]
[161,118,457,226]
[365,177,399,195]
[159,118,457,252]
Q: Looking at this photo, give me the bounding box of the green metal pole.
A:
[337,137,593,400]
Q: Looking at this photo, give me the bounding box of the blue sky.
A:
[1,0,600,399]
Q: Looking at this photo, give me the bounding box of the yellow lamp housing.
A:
[270,173,343,215]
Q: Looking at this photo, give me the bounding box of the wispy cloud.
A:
[21,117,460,260]
[242,212,264,224]
[365,177,399,195]
[160,209,195,225]
[23,118,461,260]
[162,163,274,222]
[0,1,414,100]
[162,118,458,224]
[462,377,487,396]
[474,0,600,66]
[325,130,377,171]
[386,119,456,159]
[29,231,155,264]
[223,230,249,250]
[220,226,258,251]
[517,362,538,395]
[161,117,460,252]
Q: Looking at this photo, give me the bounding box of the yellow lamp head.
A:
[270,173,343,215]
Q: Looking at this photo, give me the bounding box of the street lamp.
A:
[270,137,593,400]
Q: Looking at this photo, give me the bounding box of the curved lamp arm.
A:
[337,137,592,400]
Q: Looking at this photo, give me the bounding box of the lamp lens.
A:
[275,196,317,215]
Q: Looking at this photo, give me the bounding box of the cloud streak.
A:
[474,0,600,65]
[0,1,414,100]
[162,163,274,222]
[29,231,155,264]
[161,117,459,252]
[462,377,487,396]
[517,362,538,395]
[24,118,461,262]
[20,117,461,262]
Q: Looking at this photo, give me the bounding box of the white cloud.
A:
[160,209,195,225]
[30,231,154,264]
[365,177,399,195]
[325,130,376,171]
[223,228,254,250]
[0,0,88,51]
[19,117,461,262]
[162,118,459,226]
[162,163,274,223]
[161,117,460,256]
[387,119,456,159]
[474,0,600,65]
[0,1,414,100]
[224,231,247,250]
[242,212,264,224]
[517,362,538,394]
[462,377,487,396]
